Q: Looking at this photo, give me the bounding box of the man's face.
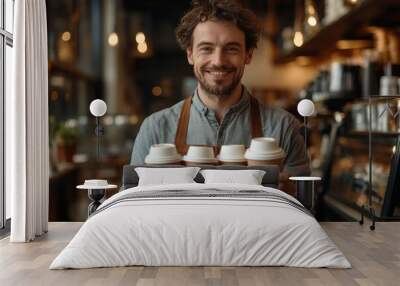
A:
[187,20,253,98]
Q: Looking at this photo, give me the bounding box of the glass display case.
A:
[321,98,400,220]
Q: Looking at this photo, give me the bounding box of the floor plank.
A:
[0,222,399,286]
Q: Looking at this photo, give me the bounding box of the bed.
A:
[50,165,351,269]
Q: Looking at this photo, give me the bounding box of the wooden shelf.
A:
[339,131,399,146]
[369,95,400,100]
[347,130,400,137]
[274,0,400,64]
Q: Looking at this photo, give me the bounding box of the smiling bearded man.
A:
[190,20,246,98]
[131,0,310,195]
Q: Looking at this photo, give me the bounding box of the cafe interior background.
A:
[26,0,400,223]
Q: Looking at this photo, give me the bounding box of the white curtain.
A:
[7,0,49,242]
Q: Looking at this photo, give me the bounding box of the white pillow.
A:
[135,167,201,186]
[200,169,266,185]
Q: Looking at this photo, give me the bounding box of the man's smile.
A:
[202,67,236,80]
[206,70,233,78]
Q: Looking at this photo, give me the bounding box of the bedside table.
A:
[77,180,118,216]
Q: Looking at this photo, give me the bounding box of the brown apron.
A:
[174,95,263,156]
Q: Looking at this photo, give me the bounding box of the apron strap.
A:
[250,96,263,138]
[175,96,192,155]
[175,95,263,155]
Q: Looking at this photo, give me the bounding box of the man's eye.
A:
[200,47,212,53]
[226,47,240,53]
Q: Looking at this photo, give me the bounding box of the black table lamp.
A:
[290,99,321,214]
[89,99,107,162]
[83,99,108,216]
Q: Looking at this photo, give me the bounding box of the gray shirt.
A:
[131,87,310,176]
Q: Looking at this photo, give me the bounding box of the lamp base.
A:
[87,189,106,216]
[359,205,376,231]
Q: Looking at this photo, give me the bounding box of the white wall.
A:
[242,38,317,91]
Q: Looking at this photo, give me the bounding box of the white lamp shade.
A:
[90,99,107,117]
[297,99,315,117]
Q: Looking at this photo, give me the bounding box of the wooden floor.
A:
[0,222,399,286]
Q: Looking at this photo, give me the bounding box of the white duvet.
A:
[50,183,351,269]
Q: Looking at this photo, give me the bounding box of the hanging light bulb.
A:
[108,32,119,47]
[61,31,71,42]
[135,32,146,44]
[307,15,317,27]
[293,31,304,47]
[305,0,319,29]
[293,0,304,48]
[137,42,148,54]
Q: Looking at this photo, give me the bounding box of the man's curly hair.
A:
[176,0,261,51]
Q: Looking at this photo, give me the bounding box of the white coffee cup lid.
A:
[77,179,118,189]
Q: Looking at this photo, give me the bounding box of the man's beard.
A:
[195,65,242,99]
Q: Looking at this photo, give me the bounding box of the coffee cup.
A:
[217,144,247,165]
[245,137,286,168]
[183,145,218,166]
[145,144,182,165]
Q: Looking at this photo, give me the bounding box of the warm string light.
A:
[293,0,304,48]
[305,0,318,28]
[135,32,148,54]
[137,42,148,54]
[293,31,304,47]
[307,16,317,27]
[61,31,71,42]
[135,32,146,44]
[108,32,119,47]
